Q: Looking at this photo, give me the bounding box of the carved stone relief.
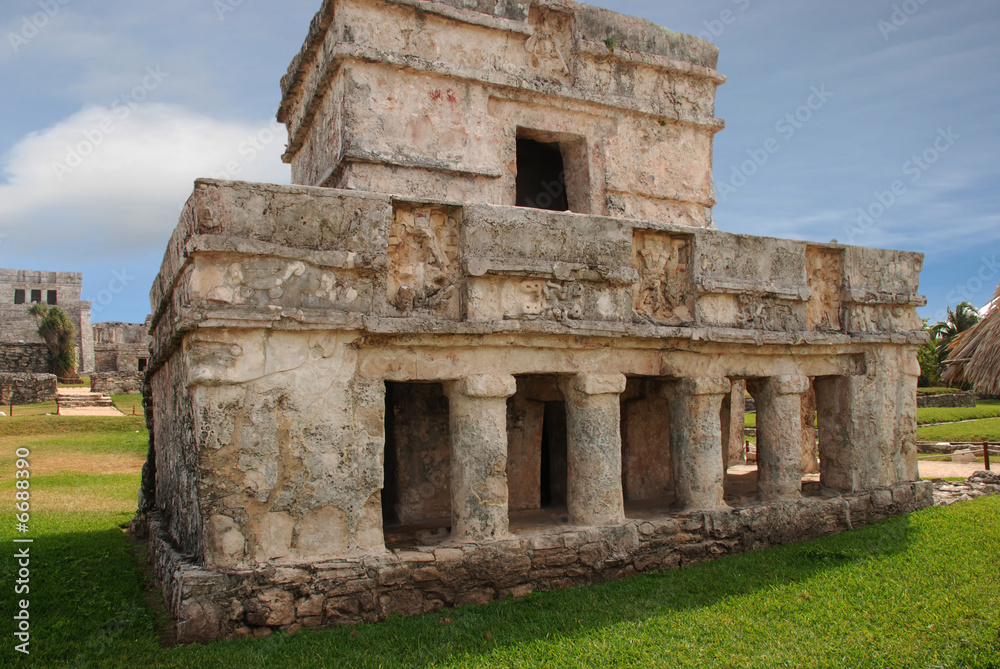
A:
[846,305,921,335]
[806,247,843,332]
[524,6,573,85]
[387,206,460,318]
[505,279,584,324]
[737,295,802,332]
[203,259,361,311]
[632,231,694,326]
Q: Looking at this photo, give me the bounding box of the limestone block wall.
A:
[0,344,51,374]
[94,343,149,374]
[278,0,724,227]
[91,372,144,396]
[916,392,977,409]
[0,373,57,405]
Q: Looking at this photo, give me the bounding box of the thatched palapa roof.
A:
[942,284,1000,395]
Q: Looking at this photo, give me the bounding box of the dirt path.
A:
[917,461,991,479]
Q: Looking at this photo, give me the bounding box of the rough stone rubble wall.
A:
[0,344,52,375]
[916,392,977,409]
[91,372,144,396]
[0,373,57,405]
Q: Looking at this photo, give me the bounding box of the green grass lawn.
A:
[745,401,1000,435]
[918,418,1000,444]
[111,394,145,416]
[1,414,999,667]
[917,400,1000,425]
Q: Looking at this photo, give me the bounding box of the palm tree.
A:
[931,302,981,366]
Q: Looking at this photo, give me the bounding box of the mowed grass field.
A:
[745,400,1000,437]
[1,396,999,667]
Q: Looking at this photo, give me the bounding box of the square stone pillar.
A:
[662,377,732,512]
[747,375,810,501]
[560,373,627,526]
[445,374,517,542]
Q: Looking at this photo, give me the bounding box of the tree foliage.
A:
[917,320,941,387]
[924,302,981,389]
[932,302,981,364]
[27,303,77,379]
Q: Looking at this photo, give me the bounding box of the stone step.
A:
[56,393,115,408]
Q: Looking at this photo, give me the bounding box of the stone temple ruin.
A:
[138,0,932,642]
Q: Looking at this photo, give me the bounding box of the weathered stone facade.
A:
[0,269,93,374]
[93,319,151,374]
[0,373,57,405]
[139,0,930,643]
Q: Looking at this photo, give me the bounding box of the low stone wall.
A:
[933,471,1000,506]
[91,372,144,395]
[0,373,58,405]
[917,392,976,409]
[148,480,932,643]
[0,344,52,375]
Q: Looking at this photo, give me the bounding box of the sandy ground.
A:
[727,461,993,482]
[917,460,991,479]
[57,406,125,417]
[57,387,97,396]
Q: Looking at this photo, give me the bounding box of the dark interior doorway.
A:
[540,401,568,508]
[516,137,569,211]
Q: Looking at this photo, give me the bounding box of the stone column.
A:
[445,374,517,542]
[560,373,627,526]
[747,375,810,501]
[662,377,732,512]
[721,379,747,468]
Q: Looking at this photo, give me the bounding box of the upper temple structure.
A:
[138,0,933,642]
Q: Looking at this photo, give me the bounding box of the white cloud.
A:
[0,102,290,253]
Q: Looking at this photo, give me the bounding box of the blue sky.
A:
[0,0,997,325]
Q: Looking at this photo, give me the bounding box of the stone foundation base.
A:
[147,481,933,643]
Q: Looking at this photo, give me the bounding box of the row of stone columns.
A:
[443,373,814,542]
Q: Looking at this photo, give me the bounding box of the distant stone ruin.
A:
[137,0,931,643]
[91,318,152,394]
[0,269,93,375]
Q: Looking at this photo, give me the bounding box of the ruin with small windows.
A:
[0,268,94,375]
[137,0,932,643]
